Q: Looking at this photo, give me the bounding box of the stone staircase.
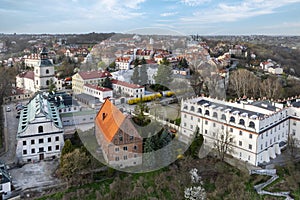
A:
[250,169,293,200]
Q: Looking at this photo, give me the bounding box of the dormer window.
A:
[102,113,107,120]
[230,116,235,123]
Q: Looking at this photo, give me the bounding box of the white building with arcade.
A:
[180,96,300,166]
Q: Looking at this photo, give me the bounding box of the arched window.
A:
[221,114,226,121]
[190,106,195,112]
[38,126,43,133]
[213,112,218,118]
[205,110,210,116]
[230,116,235,123]
[183,105,188,110]
[46,69,49,74]
[46,80,50,86]
[249,121,255,128]
[197,108,202,114]
[239,119,245,126]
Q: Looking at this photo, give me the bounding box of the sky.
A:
[1,0,300,35]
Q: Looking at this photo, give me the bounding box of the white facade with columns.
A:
[180,96,300,166]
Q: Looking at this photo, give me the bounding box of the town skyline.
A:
[1,0,300,35]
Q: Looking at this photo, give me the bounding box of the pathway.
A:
[250,169,294,200]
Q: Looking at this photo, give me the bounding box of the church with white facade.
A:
[16,47,63,93]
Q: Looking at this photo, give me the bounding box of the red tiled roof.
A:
[17,71,34,80]
[84,84,112,92]
[111,79,144,89]
[78,70,112,80]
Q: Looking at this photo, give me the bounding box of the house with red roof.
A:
[95,99,143,168]
[115,56,133,70]
[111,79,144,98]
[72,70,112,94]
[83,84,113,102]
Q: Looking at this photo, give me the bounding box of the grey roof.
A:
[40,59,53,67]
[291,101,300,108]
[197,99,265,118]
[250,101,277,112]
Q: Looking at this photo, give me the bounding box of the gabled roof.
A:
[95,99,142,142]
[78,71,112,80]
[95,99,125,141]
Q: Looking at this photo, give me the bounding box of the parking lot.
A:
[1,101,25,164]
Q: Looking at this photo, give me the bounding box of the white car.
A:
[6,106,11,112]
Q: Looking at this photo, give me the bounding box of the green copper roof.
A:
[17,93,63,135]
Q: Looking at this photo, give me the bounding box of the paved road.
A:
[1,100,28,164]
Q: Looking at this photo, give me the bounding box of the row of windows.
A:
[115,145,137,152]
[23,145,60,155]
[115,154,138,161]
[23,136,60,146]
[184,113,255,128]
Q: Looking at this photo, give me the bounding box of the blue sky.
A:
[1,0,300,35]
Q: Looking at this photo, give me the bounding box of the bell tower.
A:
[34,47,55,92]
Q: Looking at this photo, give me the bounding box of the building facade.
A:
[180,96,300,166]
[72,70,112,94]
[16,93,64,163]
[17,48,62,93]
[95,99,143,168]
[111,79,144,98]
[83,84,113,102]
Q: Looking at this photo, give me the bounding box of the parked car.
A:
[6,106,11,112]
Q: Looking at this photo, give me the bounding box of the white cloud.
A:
[180,0,211,6]
[180,0,300,23]
[160,12,178,17]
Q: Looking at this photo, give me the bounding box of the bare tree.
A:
[214,130,234,162]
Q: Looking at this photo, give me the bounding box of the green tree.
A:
[133,58,140,68]
[154,62,173,89]
[187,126,203,158]
[48,78,56,93]
[61,139,74,156]
[140,64,148,85]
[179,58,189,68]
[102,75,112,89]
[141,57,147,65]
[109,61,116,69]
[131,66,140,84]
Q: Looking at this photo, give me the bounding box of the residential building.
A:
[289,101,300,144]
[16,93,64,163]
[180,96,300,166]
[72,70,112,94]
[268,66,283,75]
[111,79,144,98]
[115,57,133,70]
[83,84,113,102]
[0,162,11,196]
[95,99,143,168]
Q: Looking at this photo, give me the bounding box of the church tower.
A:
[34,47,55,92]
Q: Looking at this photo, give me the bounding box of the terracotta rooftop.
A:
[111,79,144,89]
[78,70,112,80]
[95,99,142,142]
[95,99,126,141]
[84,84,112,92]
